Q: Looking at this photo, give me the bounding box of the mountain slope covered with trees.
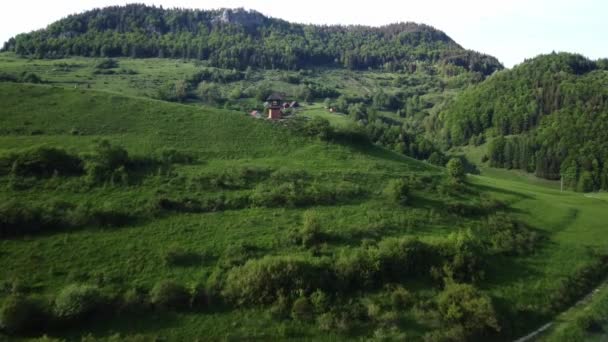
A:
[443,53,608,191]
[2,4,502,73]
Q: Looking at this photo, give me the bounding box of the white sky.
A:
[1,0,606,68]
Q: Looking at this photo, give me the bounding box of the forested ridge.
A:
[443,52,608,191]
[2,4,501,73]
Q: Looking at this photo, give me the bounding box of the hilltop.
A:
[2,4,502,74]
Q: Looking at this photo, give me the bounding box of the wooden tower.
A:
[267,93,283,120]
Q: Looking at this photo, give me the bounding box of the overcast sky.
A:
[1,0,606,68]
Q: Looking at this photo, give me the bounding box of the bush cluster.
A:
[0,280,210,336]
[383,179,410,205]
[222,256,333,305]
[0,200,135,238]
[432,283,500,340]
[53,284,104,320]
[0,146,83,177]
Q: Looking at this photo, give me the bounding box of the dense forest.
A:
[442,53,608,190]
[2,4,502,74]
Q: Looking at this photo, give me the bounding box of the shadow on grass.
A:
[52,311,181,340]
[471,182,535,200]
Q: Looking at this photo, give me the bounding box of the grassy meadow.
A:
[1,55,608,341]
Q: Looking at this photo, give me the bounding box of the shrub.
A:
[223,256,332,305]
[0,146,83,177]
[485,214,539,255]
[384,179,410,205]
[446,158,466,183]
[291,297,314,321]
[121,287,149,313]
[303,117,333,140]
[83,141,131,185]
[269,293,290,319]
[309,290,329,313]
[376,237,437,280]
[434,230,487,284]
[95,59,118,69]
[391,286,413,309]
[149,280,190,310]
[293,210,325,247]
[20,72,43,84]
[53,284,104,320]
[0,295,47,334]
[436,283,500,337]
[0,200,70,237]
[219,242,258,268]
[334,248,381,290]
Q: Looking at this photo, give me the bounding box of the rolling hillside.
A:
[0,81,608,341]
[1,4,608,341]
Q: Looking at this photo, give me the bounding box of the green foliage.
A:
[223,256,331,305]
[445,52,608,189]
[197,81,223,104]
[0,146,83,177]
[95,59,119,69]
[7,5,502,74]
[83,140,131,185]
[436,283,500,338]
[149,280,190,310]
[20,72,43,83]
[291,210,326,247]
[53,284,104,320]
[303,117,333,140]
[391,286,413,309]
[291,297,314,321]
[384,179,410,205]
[156,79,189,102]
[446,158,465,183]
[0,295,47,334]
[0,200,135,238]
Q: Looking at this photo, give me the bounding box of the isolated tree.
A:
[446,158,466,183]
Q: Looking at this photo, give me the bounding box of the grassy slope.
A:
[2,58,608,340]
[0,83,443,340]
[452,140,608,337]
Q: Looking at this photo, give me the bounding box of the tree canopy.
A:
[3,4,502,74]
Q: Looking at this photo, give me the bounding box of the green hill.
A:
[2,4,502,74]
[442,52,608,190]
[1,81,608,341]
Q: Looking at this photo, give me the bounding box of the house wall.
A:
[268,108,282,119]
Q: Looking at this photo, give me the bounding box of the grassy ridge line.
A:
[0,82,304,157]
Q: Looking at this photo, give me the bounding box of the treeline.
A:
[3,4,502,74]
[444,53,608,190]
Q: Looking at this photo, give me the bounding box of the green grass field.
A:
[2,57,608,341]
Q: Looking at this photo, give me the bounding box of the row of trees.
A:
[3,4,502,73]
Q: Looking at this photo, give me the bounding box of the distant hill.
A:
[2,4,502,74]
[443,52,608,190]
